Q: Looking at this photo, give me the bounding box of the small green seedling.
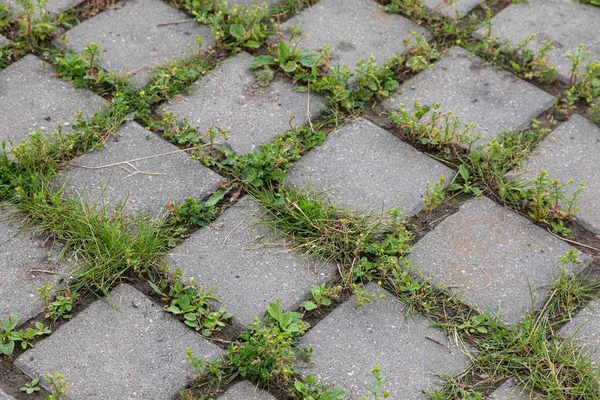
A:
[302,283,342,311]
[20,377,40,394]
[0,315,51,355]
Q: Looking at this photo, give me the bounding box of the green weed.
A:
[423,174,447,213]
[0,315,51,355]
[44,372,68,400]
[20,377,40,394]
[301,283,342,311]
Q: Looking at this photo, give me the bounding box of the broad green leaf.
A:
[458,164,469,181]
[0,341,14,355]
[206,187,232,207]
[184,313,197,321]
[296,48,321,68]
[303,301,317,311]
[322,298,331,306]
[281,61,298,73]
[250,55,275,69]
[229,24,245,40]
[245,39,261,49]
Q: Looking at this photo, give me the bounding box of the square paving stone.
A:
[519,115,600,235]
[0,0,81,14]
[218,380,276,400]
[163,52,325,155]
[280,0,430,68]
[62,121,223,217]
[409,196,586,324]
[0,209,66,324]
[15,284,223,400]
[423,0,480,18]
[559,297,600,364]
[383,46,556,147]
[474,0,600,84]
[165,196,337,328]
[286,117,455,217]
[488,378,543,400]
[298,284,469,398]
[0,54,104,148]
[0,391,15,400]
[57,0,215,86]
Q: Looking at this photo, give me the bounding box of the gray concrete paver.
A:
[299,283,469,398]
[423,0,480,18]
[0,390,16,400]
[165,197,337,328]
[15,284,223,400]
[0,209,66,324]
[281,0,431,68]
[57,0,215,86]
[163,52,325,155]
[218,381,276,400]
[286,117,455,217]
[488,378,543,400]
[0,54,105,147]
[409,196,586,324]
[384,46,555,147]
[474,0,600,84]
[559,297,600,364]
[61,121,223,217]
[519,115,600,234]
[0,34,9,45]
[0,0,82,15]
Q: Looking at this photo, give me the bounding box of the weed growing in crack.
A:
[301,283,342,311]
[45,372,68,400]
[38,285,78,321]
[422,174,447,213]
[566,44,600,102]
[0,315,51,355]
[20,377,40,394]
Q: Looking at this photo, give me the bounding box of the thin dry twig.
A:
[70,148,195,170]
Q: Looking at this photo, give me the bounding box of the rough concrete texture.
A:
[163,52,325,155]
[0,54,104,147]
[0,391,16,400]
[228,0,279,6]
[15,284,223,399]
[0,209,66,324]
[299,283,469,398]
[62,121,223,217]
[0,0,82,14]
[286,117,455,217]
[166,197,337,328]
[519,115,600,234]
[384,46,556,147]
[423,0,481,18]
[474,0,600,84]
[57,0,215,86]
[488,378,543,400]
[281,0,430,68]
[559,297,600,364]
[409,196,585,324]
[0,34,9,45]
[219,381,277,400]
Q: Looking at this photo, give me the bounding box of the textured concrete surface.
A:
[0,209,66,324]
[0,55,104,147]
[15,284,223,400]
[281,0,431,68]
[0,390,16,400]
[488,378,543,400]
[0,0,82,15]
[165,197,337,328]
[475,0,600,84]
[62,121,223,217]
[299,284,469,398]
[384,46,556,147]
[423,0,481,18]
[218,381,277,400]
[559,297,600,364]
[0,34,8,45]
[286,117,455,217]
[409,196,585,324]
[163,52,325,155]
[520,115,600,234]
[57,0,215,86]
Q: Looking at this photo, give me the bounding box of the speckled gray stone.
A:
[298,284,469,398]
[519,115,600,234]
[488,378,543,400]
[62,121,223,217]
[57,0,215,86]
[163,52,325,155]
[559,297,600,364]
[219,381,276,400]
[409,196,586,324]
[0,0,82,14]
[0,54,104,147]
[280,0,430,68]
[0,34,9,45]
[0,209,66,325]
[15,284,223,400]
[423,0,480,18]
[474,0,600,84]
[286,117,455,217]
[165,197,337,328]
[0,390,16,400]
[384,46,556,147]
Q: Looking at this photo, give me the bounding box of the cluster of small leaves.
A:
[181,0,272,51]
[566,44,600,102]
[0,315,51,355]
[38,285,78,321]
[301,283,342,311]
[150,273,232,337]
[525,169,584,225]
